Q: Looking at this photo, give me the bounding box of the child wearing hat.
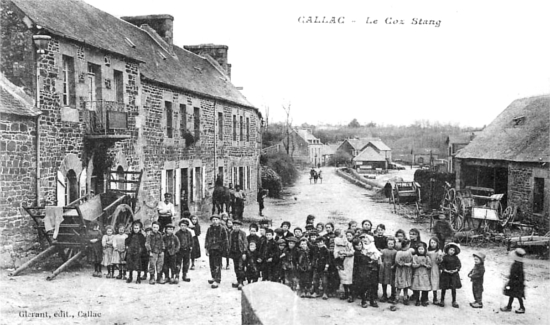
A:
[271,238,286,283]
[175,219,194,283]
[102,225,115,278]
[434,215,454,248]
[439,242,462,308]
[282,236,299,290]
[501,248,526,314]
[229,219,248,290]
[125,220,146,284]
[411,242,432,306]
[140,222,153,280]
[205,214,229,288]
[145,221,165,285]
[280,221,292,239]
[247,223,260,245]
[161,224,180,284]
[261,228,277,281]
[312,237,330,299]
[468,251,485,308]
[297,238,313,298]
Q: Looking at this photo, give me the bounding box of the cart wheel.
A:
[449,203,464,231]
[444,188,456,207]
[501,206,516,228]
[111,204,135,231]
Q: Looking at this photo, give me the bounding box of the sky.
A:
[84,0,550,128]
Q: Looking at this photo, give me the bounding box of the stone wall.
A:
[508,162,549,231]
[0,113,38,267]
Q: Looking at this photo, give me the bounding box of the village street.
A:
[0,167,548,325]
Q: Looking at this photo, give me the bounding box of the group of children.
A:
[204,214,526,313]
[88,212,202,285]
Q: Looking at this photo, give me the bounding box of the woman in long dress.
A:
[190,215,201,270]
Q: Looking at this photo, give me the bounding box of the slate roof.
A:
[11,0,257,110]
[352,146,386,162]
[0,74,41,117]
[345,138,381,151]
[296,129,319,142]
[368,140,391,151]
[321,143,340,155]
[456,95,550,163]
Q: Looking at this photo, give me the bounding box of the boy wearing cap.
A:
[247,223,260,245]
[271,238,287,282]
[157,193,175,233]
[161,224,180,284]
[282,236,299,290]
[229,220,248,290]
[175,219,194,283]
[294,227,303,241]
[145,222,165,285]
[312,237,330,299]
[205,214,229,288]
[468,252,485,308]
[261,229,277,281]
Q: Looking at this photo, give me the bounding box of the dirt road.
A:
[1,167,548,324]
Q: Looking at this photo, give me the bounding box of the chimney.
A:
[121,15,174,46]
[184,44,231,79]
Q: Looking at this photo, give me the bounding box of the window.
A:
[233,115,237,141]
[116,166,125,190]
[87,63,102,109]
[62,55,75,107]
[240,116,244,141]
[113,70,123,103]
[218,112,223,141]
[239,167,244,189]
[165,101,173,138]
[246,117,250,142]
[166,169,174,196]
[66,169,78,204]
[246,166,251,189]
[218,167,224,183]
[534,178,545,213]
[193,107,200,141]
[180,104,187,137]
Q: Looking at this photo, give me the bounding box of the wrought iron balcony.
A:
[82,101,130,139]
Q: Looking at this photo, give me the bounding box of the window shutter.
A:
[202,165,206,199]
[175,168,181,204]
[57,170,66,207]
[161,170,166,200]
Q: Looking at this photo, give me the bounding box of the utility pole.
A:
[282,102,292,155]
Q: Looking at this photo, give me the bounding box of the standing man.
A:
[157,193,175,233]
[228,183,236,217]
[205,215,229,288]
[234,185,246,221]
[257,187,268,216]
[180,188,189,217]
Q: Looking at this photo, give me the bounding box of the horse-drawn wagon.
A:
[386,181,421,218]
[9,170,142,280]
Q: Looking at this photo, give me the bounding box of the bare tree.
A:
[282,102,292,156]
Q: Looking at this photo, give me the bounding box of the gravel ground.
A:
[0,167,548,325]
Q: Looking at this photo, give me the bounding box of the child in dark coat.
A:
[312,237,330,299]
[297,238,313,298]
[282,236,299,290]
[88,221,103,277]
[125,221,146,284]
[270,239,286,282]
[245,241,261,283]
[352,238,379,308]
[261,229,277,281]
[468,252,485,308]
[161,224,180,284]
[439,242,462,308]
[501,248,526,314]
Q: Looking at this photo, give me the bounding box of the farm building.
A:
[352,146,387,171]
[445,132,479,172]
[455,95,550,231]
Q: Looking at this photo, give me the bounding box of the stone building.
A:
[455,95,549,231]
[445,132,478,172]
[0,74,41,263]
[262,128,322,166]
[337,137,382,157]
[0,0,262,259]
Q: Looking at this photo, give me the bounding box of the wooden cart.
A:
[9,170,142,280]
[389,181,421,218]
